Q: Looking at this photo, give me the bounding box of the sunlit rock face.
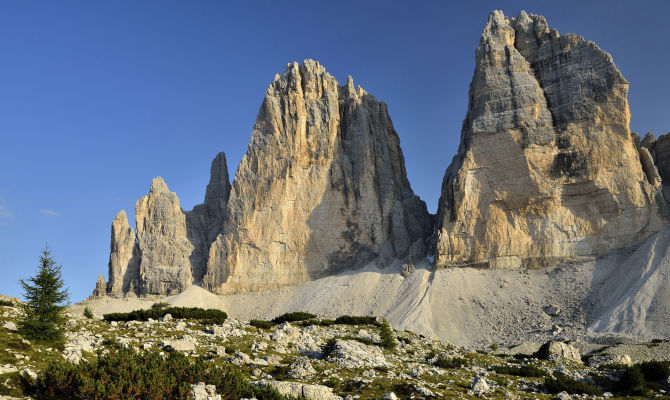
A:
[106,153,231,297]
[435,10,666,269]
[203,60,432,293]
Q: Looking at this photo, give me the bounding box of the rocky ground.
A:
[2,299,670,399]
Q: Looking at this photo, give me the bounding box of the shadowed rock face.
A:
[435,10,666,269]
[203,60,432,293]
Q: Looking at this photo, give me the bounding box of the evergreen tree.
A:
[18,245,70,343]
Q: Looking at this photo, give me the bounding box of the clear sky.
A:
[1,1,669,302]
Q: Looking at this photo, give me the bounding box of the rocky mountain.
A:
[103,153,231,297]
[435,10,667,269]
[100,10,669,298]
[204,60,432,293]
[102,61,431,297]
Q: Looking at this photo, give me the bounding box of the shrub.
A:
[250,319,275,329]
[379,319,396,350]
[103,307,227,324]
[544,375,602,395]
[271,312,316,324]
[83,307,93,319]
[615,361,670,395]
[317,319,334,326]
[639,360,670,382]
[434,356,469,369]
[425,349,437,360]
[333,315,380,326]
[151,302,170,310]
[493,364,546,378]
[25,347,294,400]
[18,246,70,343]
[490,343,498,351]
[616,365,649,396]
[0,299,15,307]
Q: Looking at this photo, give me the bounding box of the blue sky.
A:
[1,1,669,302]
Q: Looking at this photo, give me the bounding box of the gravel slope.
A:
[76,228,670,348]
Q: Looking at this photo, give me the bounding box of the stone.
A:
[325,339,389,369]
[400,263,415,277]
[536,341,582,363]
[587,353,632,369]
[544,305,560,316]
[435,10,665,270]
[91,275,106,298]
[190,382,221,400]
[471,375,491,397]
[256,380,342,400]
[383,393,398,400]
[2,321,17,332]
[160,313,173,322]
[203,60,432,293]
[557,392,571,400]
[20,368,37,382]
[287,357,316,379]
[162,336,196,353]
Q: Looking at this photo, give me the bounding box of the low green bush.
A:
[333,315,380,326]
[0,299,15,307]
[83,307,93,319]
[25,347,293,400]
[615,361,670,395]
[434,356,469,369]
[493,364,546,378]
[151,302,170,310]
[103,307,227,324]
[271,312,316,324]
[250,319,275,329]
[544,375,602,395]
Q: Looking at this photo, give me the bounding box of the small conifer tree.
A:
[18,245,70,343]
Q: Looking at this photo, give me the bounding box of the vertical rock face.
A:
[435,11,665,269]
[134,177,195,295]
[203,60,431,293]
[106,210,139,295]
[105,153,231,297]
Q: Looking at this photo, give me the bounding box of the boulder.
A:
[535,341,582,363]
[2,321,17,332]
[470,375,491,397]
[325,339,389,369]
[255,380,342,400]
[162,336,196,353]
[190,382,221,400]
[287,357,316,379]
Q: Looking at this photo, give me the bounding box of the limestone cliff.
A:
[203,60,432,293]
[105,153,231,297]
[435,11,666,269]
